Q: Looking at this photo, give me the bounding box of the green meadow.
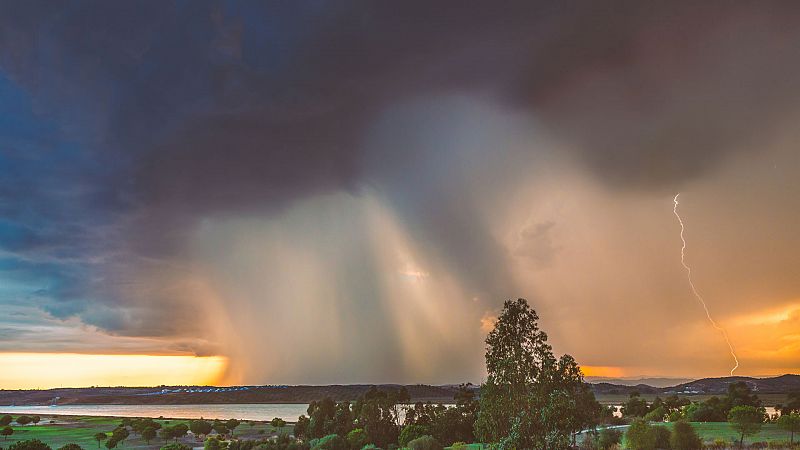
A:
[0,416,292,450]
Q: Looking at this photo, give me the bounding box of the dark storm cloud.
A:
[2,0,800,359]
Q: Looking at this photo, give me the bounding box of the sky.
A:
[1,1,800,389]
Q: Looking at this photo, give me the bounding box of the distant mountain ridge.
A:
[589,374,800,396]
[584,377,694,388]
[1,375,797,406]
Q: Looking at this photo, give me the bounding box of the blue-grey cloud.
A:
[2,1,800,380]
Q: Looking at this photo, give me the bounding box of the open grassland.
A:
[594,392,790,407]
[0,416,292,450]
[614,422,795,447]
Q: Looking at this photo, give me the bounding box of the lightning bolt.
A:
[673,193,739,376]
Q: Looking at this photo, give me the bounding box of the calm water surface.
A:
[0,404,310,421]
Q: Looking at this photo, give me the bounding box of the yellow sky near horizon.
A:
[0,353,227,389]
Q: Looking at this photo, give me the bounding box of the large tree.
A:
[777,413,800,445]
[728,405,765,448]
[474,298,600,449]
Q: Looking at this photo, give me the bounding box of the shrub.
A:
[58,445,83,450]
[204,437,226,450]
[9,440,51,450]
[626,419,656,450]
[598,428,622,450]
[667,411,682,422]
[160,444,192,450]
[644,407,667,423]
[710,438,728,449]
[651,426,670,449]
[15,417,32,427]
[346,429,368,450]
[310,434,347,450]
[399,425,428,448]
[670,421,700,450]
[450,443,468,450]
[406,436,442,450]
[361,446,380,450]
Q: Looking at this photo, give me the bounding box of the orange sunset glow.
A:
[0,354,227,389]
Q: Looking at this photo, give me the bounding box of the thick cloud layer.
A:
[1,1,800,381]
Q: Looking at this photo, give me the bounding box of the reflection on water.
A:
[0,404,310,421]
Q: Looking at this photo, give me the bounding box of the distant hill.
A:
[0,384,465,406]
[584,377,694,388]
[1,375,797,406]
[664,374,800,394]
[589,374,800,396]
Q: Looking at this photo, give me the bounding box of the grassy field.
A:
[610,422,795,447]
[0,416,292,450]
[594,392,790,407]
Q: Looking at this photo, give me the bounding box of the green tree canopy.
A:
[622,393,650,418]
[406,435,442,450]
[727,405,765,447]
[9,439,52,450]
[15,416,32,427]
[160,444,191,450]
[474,298,600,449]
[346,428,368,450]
[93,433,107,448]
[399,424,427,447]
[670,420,702,450]
[651,426,671,450]
[0,416,11,427]
[777,412,800,445]
[310,434,347,450]
[625,419,656,450]
[57,444,82,450]
[141,427,157,445]
[190,420,213,437]
[1,426,13,440]
[597,428,622,450]
[203,437,223,450]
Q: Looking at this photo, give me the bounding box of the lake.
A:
[0,404,310,421]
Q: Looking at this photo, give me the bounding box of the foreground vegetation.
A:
[1,299,799,450]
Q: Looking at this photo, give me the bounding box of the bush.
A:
[15,417,32,427]
[670,421,701,450]
[204,437,226,450]
[346,429,368,450]
[644,407,667,423]
[626,420,656,450]
[450,443,468,450]
[651,426,670,449]
[160,444,192,450]
[58,445,83,450]
[709,438,728,449]
[399,425,428,447]
[361,446,380,450]
[406,436,442,450]
[598,428,622,450]
[9,440,51,450]
[310,434,347,450]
